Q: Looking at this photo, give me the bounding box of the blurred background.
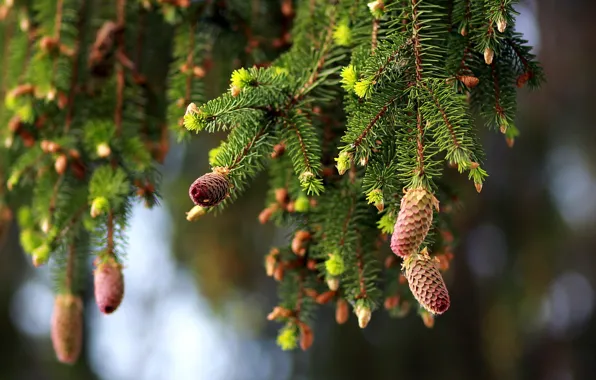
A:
[2,0,596,379]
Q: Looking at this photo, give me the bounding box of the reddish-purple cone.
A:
[403,248,450,315]
[51,294,83,364]
[390,188,439,257]
[188,172,230,207]
[94,256,124,314]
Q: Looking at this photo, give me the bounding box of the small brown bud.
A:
[496,18,507,33]
[460,26,467,36]
[315,291,336,305]
[271,143,285,159]
[193,66,206,78]
[40,140,51,152]
[517,72,531,88]
[267,306,292,320]
[265,254,277,276]
[384,255,396,269]
[326,277,339,291]
[506,137,515,148]
[68,149,81,159]
[475,182,483,193]
[258,205,276,224]
[54,154,68,175]
[51,294,83,364]
[94,257,124,314]
[273,265,285,281]
[484,48,494,65]
[47,141,60,153]
[275,188,289,205]
[458,75,480,88]
[286,201,295,213]
[470,162,479,169]
[306,259,317,271]
[355,304,371,328]
[499,124,507,134]
[335,298,349,324]
[281,0,293,16]
[230,85,241,97]
[299,323,313,351]
[384,295,400,310]
[304,288,318,298]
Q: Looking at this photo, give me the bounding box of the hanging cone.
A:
[390,188,439,257]
[188,172,230,207]
[51,294,83,364]
[94,256,124,314]
[403,248,450,315]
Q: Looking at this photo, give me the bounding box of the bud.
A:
[355,303,371,328]
[475,182,483,193]
[193,66,206,78]
[291,230,311,256]
[359,156,368,166]
[335,298,349,324]
[230,85,241,97]
[517,72,531,88]
[326,276,339,291]
[294,194,310,212]
[304,288,318,298]
[51,294,83,364]
[96,142,111,158]
[484,47,494,65]
[274,188,289,205]
[458,75,480,88]
[41,218,50,234]
[459,26,467,36]
[506,137,515,148]
[271,143,285,159]
[403,248,450,315]
[90,196,109,218]
[273,265,284,281]
[496,17,507,33]
[499,124,507,134]
[390,187,439,257]
[367,0,385,18]
[315,291,336,305]
[420,310,435,328]
[267,306,292,320]
[185,205,206,221]
[324,252,345,276]
[188,172,230,207]
[306,259,317,271]
[384,295,400,310]
[258,204,276,224]
[54,154,68,175]
[32,244,51,266]
[265,254,277,276]
[299,323,314,350]
[281,0,293,16]
[47,141,60,153]
[94,256,124,314]
[276,324,297,351]
[335,151,351,175]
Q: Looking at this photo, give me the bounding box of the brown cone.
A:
[51,294,83,364]
[403,248,450,315]
[390,188,439,257]
[189,172,230,207]
[94,256,124,314]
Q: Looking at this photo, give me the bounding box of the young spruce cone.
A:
[390,188,439,257]
[188,172,230,207]
[403,248,450,315]
[94,256,124,314]
[51,294,83,364]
